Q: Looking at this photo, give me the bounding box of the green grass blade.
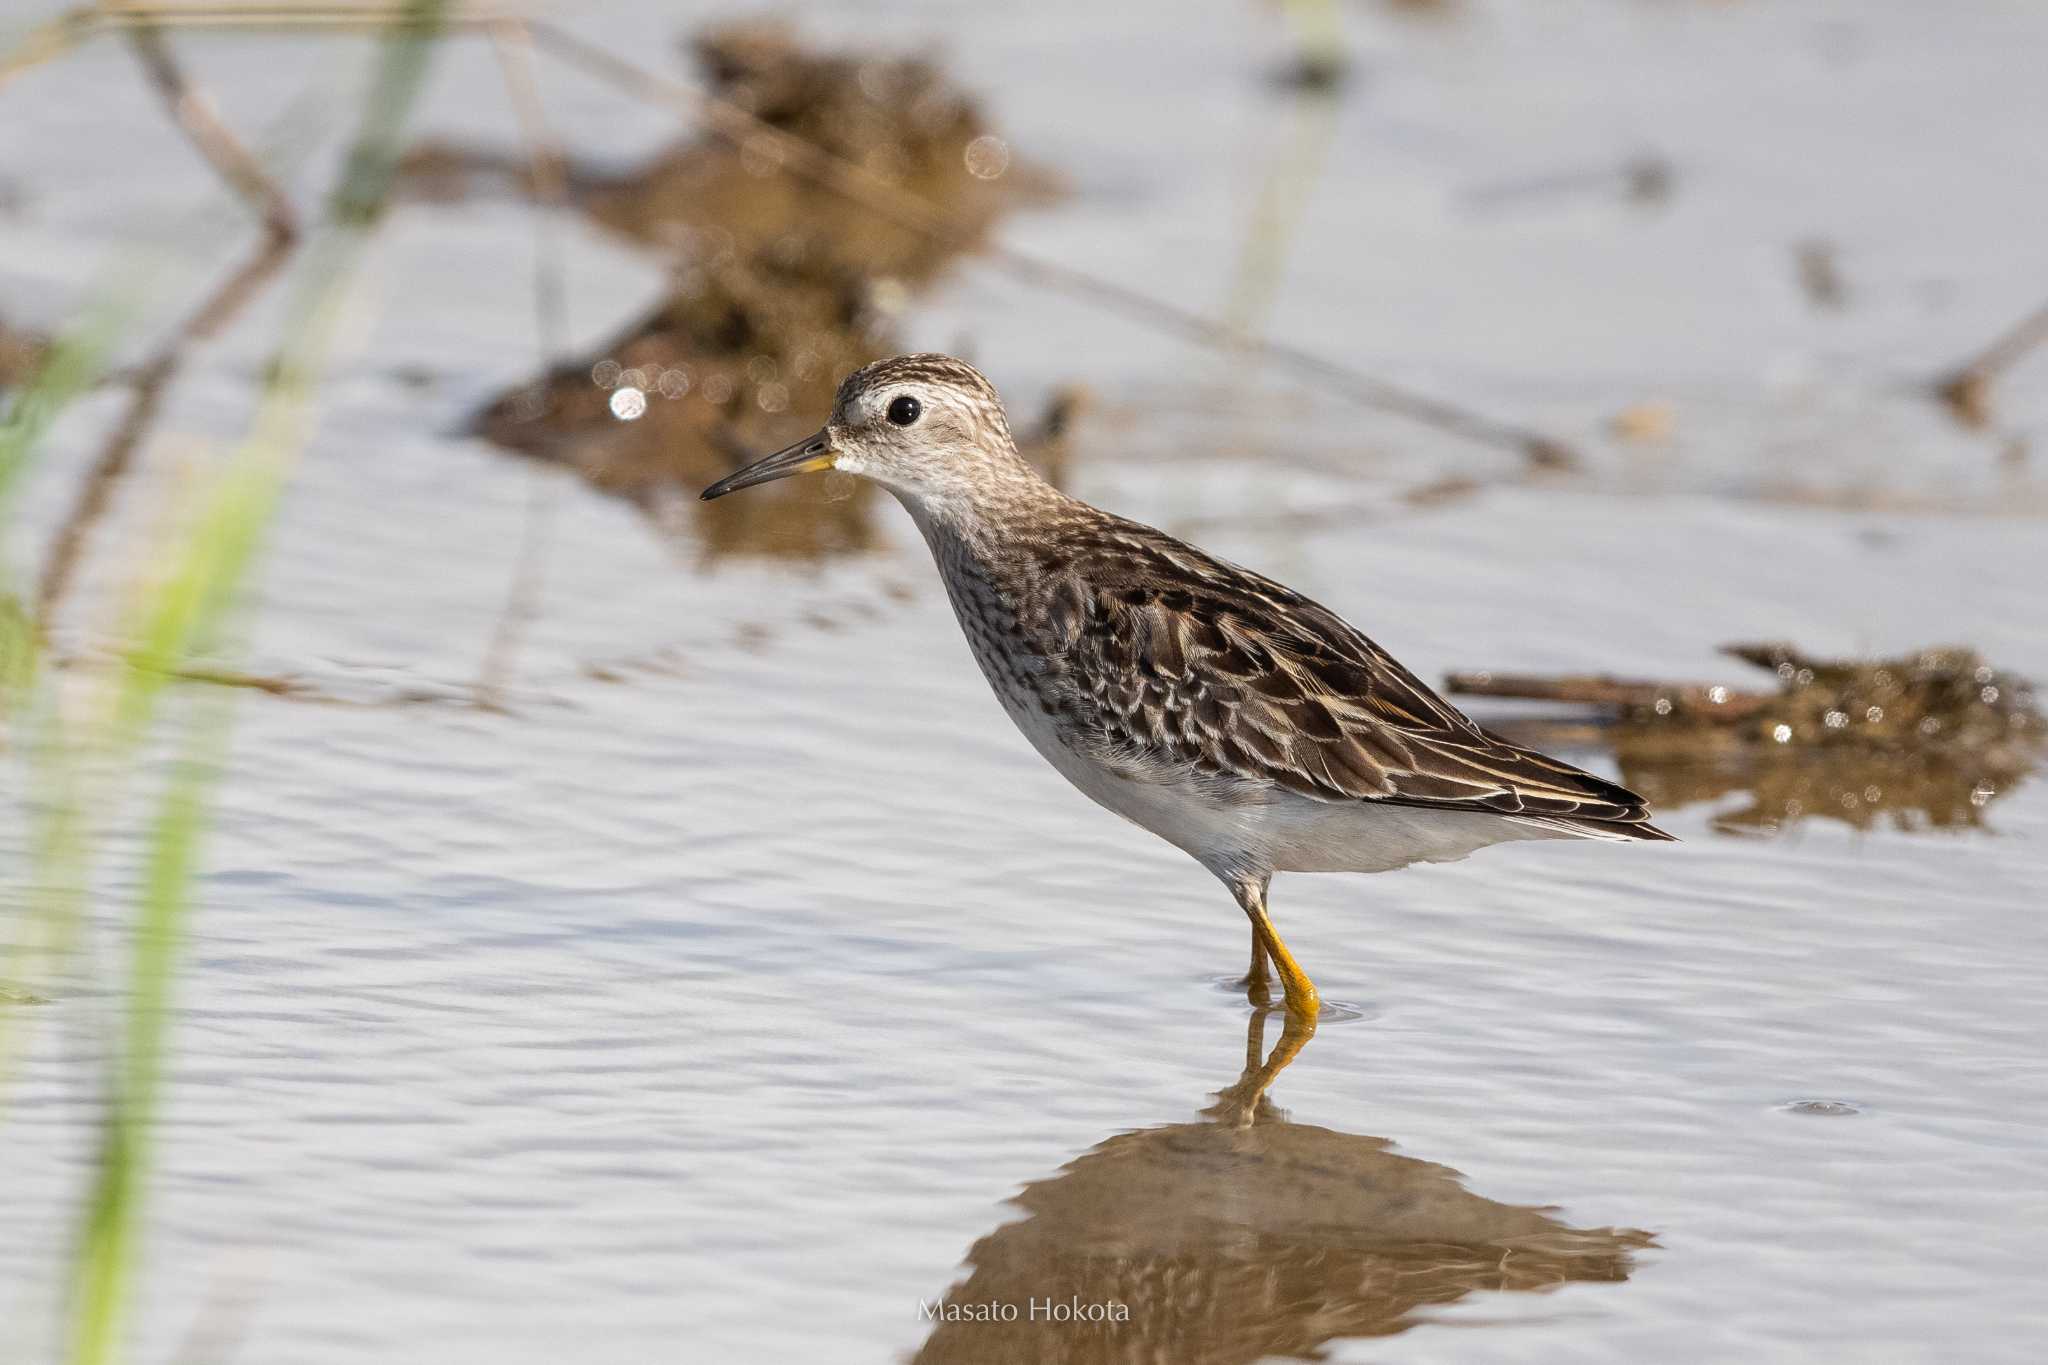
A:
[55,5,451,1361]
[65,694,231,1365]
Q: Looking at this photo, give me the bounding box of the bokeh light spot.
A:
[609,386,647,421]
[963,134,1010,180]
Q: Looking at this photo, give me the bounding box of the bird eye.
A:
[886,395,922,426]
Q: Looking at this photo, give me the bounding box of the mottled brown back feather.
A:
[1012,512,1670,839]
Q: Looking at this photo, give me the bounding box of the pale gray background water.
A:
[3,2,2046,1361]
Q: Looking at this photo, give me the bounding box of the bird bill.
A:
[700,431,835,500]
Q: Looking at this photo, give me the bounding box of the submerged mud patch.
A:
[450,22,1065,558]
[1458,643,2042,835]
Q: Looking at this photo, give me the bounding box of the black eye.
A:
[886,395,921,426]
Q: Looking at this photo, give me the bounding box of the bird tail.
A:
[1506,813,1678,843]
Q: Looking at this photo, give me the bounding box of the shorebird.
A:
[702,355,1672,1020]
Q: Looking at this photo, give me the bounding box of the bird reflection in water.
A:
[914,1013,1654,1364]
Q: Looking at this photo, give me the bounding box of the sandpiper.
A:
[702,355,1672,1020]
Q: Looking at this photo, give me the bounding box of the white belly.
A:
[991,688,1562,879]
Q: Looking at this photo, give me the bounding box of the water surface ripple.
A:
[3,2,2047,1361]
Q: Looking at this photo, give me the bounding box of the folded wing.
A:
[1040,532,1669,839]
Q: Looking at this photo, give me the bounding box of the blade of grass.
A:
[54,5,449,1361]
[0,283,160,1081]
[63,697,230,1365]
[0,68,340,1082]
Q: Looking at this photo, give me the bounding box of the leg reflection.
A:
[1235,930,1273,1009]
[1208,1005,1316,1128]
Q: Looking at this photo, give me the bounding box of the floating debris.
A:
[1450,643,2041,835]
[1611,399,1676,444]
[1794,238,1847,311]
[463,22,1064,559]
[1780,1099,1862,1117]
[1462,151,1675,215]
[1936,369,1996,430]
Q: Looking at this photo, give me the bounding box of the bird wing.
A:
[1038,531,1662,831]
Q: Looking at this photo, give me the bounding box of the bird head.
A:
[700,354,1036,516]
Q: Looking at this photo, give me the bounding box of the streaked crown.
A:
[835,353,1014,445]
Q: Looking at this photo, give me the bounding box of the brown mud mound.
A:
[460,22,1063,559]
[1454,643,2041,835]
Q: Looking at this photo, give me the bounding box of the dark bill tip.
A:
[699,432,835,501]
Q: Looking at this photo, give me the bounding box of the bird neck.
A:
[890,447,1068,555]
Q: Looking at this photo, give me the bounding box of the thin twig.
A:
[489,18,566,353]
[0,7,97,93]
[472,17,563,709]
[29,11,303,630]
[0,5,500,93]
[125,20,299,242]
[134,661,309,695]
[34,233,296,628]
[50,644,561,710]
[1936,298,2048,429]
[1443,670,1775,721]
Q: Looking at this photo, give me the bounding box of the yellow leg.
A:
[1228,874,1319,1020]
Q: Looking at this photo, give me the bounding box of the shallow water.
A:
[3,2,2047,1362]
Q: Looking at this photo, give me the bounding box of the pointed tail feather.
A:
[1506,813,1677,842]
